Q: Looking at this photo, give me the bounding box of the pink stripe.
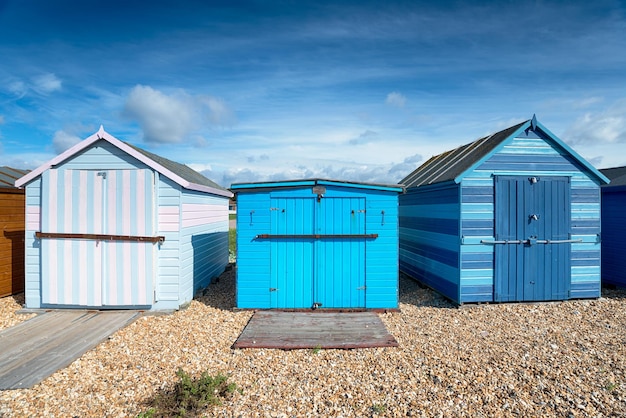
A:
[136,170,146,235]
[48,170,58,233]
[93,240,102,306]
[47,241,58,304]
[79,240,88,305]
[79,171,87,233]
[123,242,132,305]
[26,206,40,231]
[137,243,147,305]
[159,206,180,232]
[94,171,103,234]
[122,170,131,235]
[63,171,73,303]
[107,171,117,304]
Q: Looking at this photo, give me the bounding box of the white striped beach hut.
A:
[15,126,232,311]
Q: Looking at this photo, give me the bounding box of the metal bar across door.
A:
[256,233,377,239]
[35,231,165,243]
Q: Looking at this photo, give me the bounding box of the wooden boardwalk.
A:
[0,310,138,389]
[232,311,398,350]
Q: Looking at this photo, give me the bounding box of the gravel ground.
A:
[1,269,625,417]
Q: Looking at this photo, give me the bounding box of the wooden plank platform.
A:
[0,311,139,390]
[232,311,398,350]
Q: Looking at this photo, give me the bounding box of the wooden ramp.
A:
[0,311,138,390]
[232,311,398,350]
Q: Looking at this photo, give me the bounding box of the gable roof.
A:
[600,166,626,187]
[400,116,609,188]
[15,126,232,198]
[0,166,29,190]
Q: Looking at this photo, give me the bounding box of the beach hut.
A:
[399,116,609,304]
[600,166,626,287]
[231,179,404,309]
[0,166,29,297]
[15,126,232,311]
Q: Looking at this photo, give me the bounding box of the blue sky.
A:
[1,0,625,187]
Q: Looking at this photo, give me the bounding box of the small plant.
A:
[605,380,618,392]
[136,408,156,418]
[140,369,241,417]
[311,344,322,354]
[371,403,387,414]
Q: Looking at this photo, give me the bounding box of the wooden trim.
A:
[35,231,165,243]
[255,234,378,239]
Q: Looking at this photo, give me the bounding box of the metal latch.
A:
[312,302,322,309]
[269,288,278,292]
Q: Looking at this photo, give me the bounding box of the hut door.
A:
[41,169,155,307]
[494,176,571,302]
[269,197,315,308]
[314,197,366,308]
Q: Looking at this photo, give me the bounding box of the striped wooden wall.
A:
[0,189,25,297]
[40,168,155,307]
[399,130,603,304]
[236,184,400,309]
[23,140,229,310]
[601,187,626,287]
[399,184,460,302]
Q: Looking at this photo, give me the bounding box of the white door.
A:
[41,169,155,307]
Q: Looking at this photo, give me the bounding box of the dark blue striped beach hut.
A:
[600,166,626,288]
[399,116,609,304]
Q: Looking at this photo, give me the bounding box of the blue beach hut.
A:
[231,179,404,310]
[600,166,626,287]
[15,126,232,311]
[399,116,609,304]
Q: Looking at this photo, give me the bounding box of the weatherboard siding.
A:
[236,182,401,309]
[236,192,272,308]
[400,130,603,304]
[458,135,602,303]
[399,184,460,302]
[22,140,230,311]
[179,190,229,302]
[601,186,626,287]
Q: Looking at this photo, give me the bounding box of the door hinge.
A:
[269,287,278,292]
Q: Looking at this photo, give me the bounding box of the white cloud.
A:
[32,73,62,94]
[124,85,235,144]
[52,130,81,154]
[386,92,406,108]
[7,80,27,98]
[565,100,626,145]
[349,130,379,145]
[200,96,236,126]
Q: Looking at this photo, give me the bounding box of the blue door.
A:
[269,195,367,309]
[269,197,315,308]
[315,197,366,308]
[494,176,571,302]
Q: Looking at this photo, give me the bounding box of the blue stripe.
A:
[399,216,458,235]
[399,238,458,268]
[400,262,459,303]
[461,186,493,203]
[461,252,493,269]
[572,188,599,203]
[461,219,493,236]
[460,285,493,303]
